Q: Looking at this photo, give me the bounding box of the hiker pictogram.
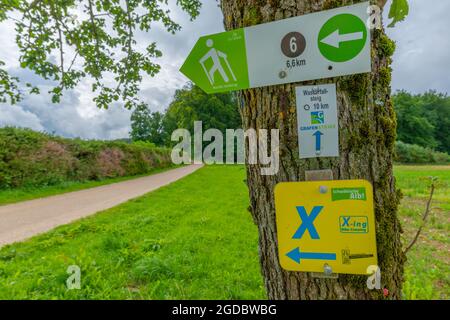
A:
[199,39,237,85]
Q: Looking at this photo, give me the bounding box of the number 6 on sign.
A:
[281,32,306,58]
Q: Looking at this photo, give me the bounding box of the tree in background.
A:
[394,91,450,153]
[130,104,166,146]
[130,83,240,147]
[163,83,241,145]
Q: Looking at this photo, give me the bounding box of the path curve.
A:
[0,164,203,246]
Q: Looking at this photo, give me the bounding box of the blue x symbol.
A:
[292,206,323,240]
[342,217,350,227]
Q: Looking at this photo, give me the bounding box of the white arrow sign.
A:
[320,30,364,48]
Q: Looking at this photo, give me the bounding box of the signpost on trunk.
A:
[180,1,379,277]
[180,2,371,93]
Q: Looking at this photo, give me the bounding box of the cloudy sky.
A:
[0,0,449,140]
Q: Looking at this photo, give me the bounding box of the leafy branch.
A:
[0,0,201,108]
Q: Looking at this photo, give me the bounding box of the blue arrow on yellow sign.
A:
[286,248,337,264]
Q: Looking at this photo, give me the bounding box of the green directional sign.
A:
[318,13,368,63]
[181,2,371,93]
[180,29,249,94]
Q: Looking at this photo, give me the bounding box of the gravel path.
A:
[0,164,203,247]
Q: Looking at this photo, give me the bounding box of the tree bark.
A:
[220,0,405,299]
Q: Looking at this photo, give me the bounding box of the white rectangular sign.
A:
[245,1,371,88]
[296,84,339,159]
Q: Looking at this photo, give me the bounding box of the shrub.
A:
[395,141,450,164]
[0,127,173,189]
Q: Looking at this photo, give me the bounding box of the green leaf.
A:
[388,0,410,28]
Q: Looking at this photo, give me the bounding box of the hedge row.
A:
[0,127,173,189]
[395,141,450,164]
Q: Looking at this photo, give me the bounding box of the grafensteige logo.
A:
[311,111,325,124]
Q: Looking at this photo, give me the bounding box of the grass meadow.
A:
[394,166,449,299]
[0,165,448,299]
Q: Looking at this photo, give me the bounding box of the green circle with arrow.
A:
[318,14,367,63]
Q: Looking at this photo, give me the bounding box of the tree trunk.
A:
[220,0,405,299]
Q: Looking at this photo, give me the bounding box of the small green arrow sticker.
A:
[318,13,368,63]
[180,29,249,94]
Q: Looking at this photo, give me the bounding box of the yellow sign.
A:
[274,180,377,275]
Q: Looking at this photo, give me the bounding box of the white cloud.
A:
[0,1,448,139]
[0,68,132,139]
[0,105,44,132]
[384,0,450,94]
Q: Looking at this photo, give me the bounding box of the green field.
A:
[0,165,448,299]
[394,166,449,299]
[0,165,264,299]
